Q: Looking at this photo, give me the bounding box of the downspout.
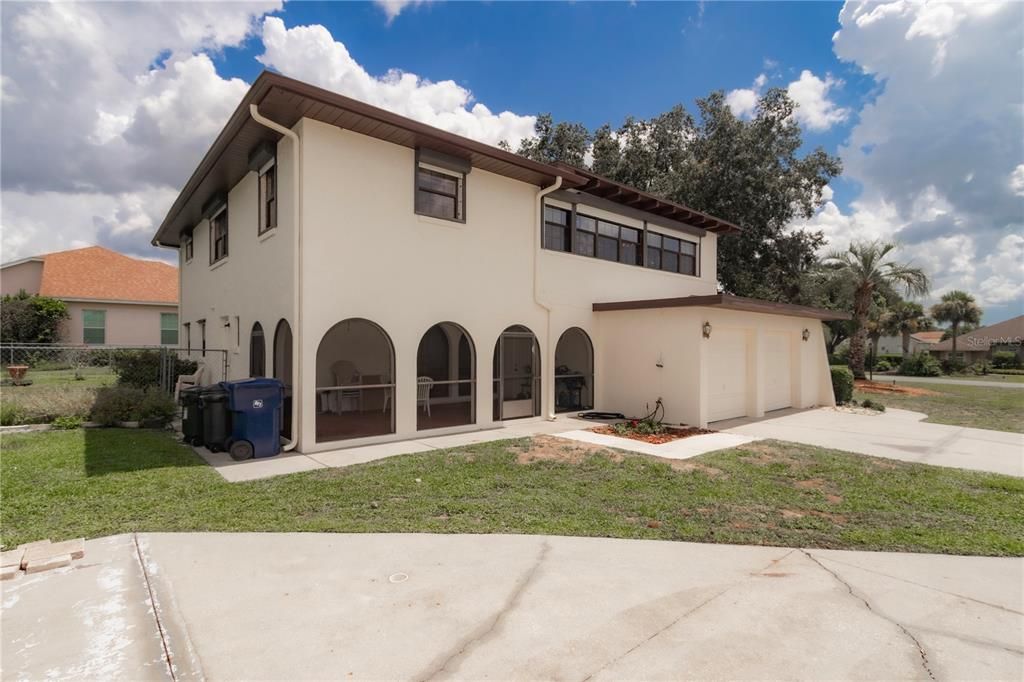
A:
[249,104,302,451]
[534,175,563,421]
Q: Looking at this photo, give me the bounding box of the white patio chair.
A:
[330,360,360,413]
[417,376,434,416]
[174,362,206,403]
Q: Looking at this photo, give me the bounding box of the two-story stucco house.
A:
[152,72,846,455]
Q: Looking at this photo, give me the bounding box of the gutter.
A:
[533,176,563,421]
[249,104,302,452]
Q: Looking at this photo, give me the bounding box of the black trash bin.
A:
[200,386,231,452]
[179,386,205,446]
[222,378,284,461]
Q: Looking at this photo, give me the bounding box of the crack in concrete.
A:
[415,539,551,681]
[913,625,1024,656]
[131,533,176,681]
[578,549,797,681]
[815,554,1024,616]
[802,550,936,680]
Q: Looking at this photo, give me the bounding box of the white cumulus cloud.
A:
[726,69,848,132]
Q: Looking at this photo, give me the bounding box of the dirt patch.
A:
[513,435,623,465]
[794,478,827,490]
[738,442,806,468]
[781,508,848,524]
[589,424,716,445]
[668,461,725,477]
[855,380,940,397]
[825,494,843,504]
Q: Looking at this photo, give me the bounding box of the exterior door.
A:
[496,330,540,420]
[764,332,793,412]
[708,330,748,422]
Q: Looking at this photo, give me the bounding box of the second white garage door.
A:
[764,332,793,412]
[708,330,748,422]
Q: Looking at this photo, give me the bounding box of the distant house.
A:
[929,316,1024,365]
[840,330,942,357]
[0,246,179,346]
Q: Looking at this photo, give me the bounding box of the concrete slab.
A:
[0,534,170,680]
[192,445,327,482]
[725,407,1024,477]
[309,439,436,467]
[116,532,1023,681]
[555,428,758,459]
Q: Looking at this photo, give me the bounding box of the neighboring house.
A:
[151,71,848,454]
[0,246,179,346]
[856,330,944,356]
[929,316,1024,365]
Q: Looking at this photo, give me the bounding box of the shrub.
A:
[989,368,1024,376]
[830,367,854,405]
[1,386,95,425]
[859,398,885,412]
[1,402,23,426]
[874,359,892,372]
[0,291,69,343]
[834,344,850,363]
[991,350,1021,369]
[90,386,146,425]
[112,350,197,390]
[52,415,84,430]
[899,353,941,377]
[137,390,177,427]
[967,361,990,376]
[940,358,967,375]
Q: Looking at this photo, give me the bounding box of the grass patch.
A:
[2,430,1022,556]
[942,374,1024,384]
[854,381,1024,433]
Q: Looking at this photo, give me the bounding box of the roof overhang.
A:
[593,293,851,321]
[552,163,742,236]
[152,71,590,248]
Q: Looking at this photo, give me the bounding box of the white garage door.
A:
[764,332,793,412]
[708,330,748,422]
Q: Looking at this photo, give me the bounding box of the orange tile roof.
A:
[34,246,177,304]
[910,331,945,343]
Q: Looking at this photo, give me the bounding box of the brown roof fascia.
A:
[592,293,851,321]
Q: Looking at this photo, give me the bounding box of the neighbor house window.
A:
[182,233,194,263]
[646,232,698,276]
[161,313,179,345]
[198,319,206,357]
[83,309,106,345]
[543,206,571,252]
[184,322,191,353]
[415,165,465,221]
[210,209,229,264]
[259,160,277,234]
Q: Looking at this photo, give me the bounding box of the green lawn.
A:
[3,429,1021,556]
[854,381,1024,433]
[941,373,1024,384]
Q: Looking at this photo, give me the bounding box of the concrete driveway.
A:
[3,533,1021,680]
[722,407,1024,477]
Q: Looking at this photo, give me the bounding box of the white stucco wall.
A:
[178,133,296,385]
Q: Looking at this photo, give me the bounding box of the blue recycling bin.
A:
[221,378,284,461]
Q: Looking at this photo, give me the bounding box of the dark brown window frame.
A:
[198,319,207,358]
[258,159,278,235]
[542,201,700,278]
[182,233,194,263]
[542,205,571,252]
[210,208,229,265]
[184,322,191,353]
[415,163,466,223]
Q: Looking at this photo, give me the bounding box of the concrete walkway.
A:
[194,415,755,482]
[2,533,1021,681]
[723,407,1024,477]
[877,375,1024,389]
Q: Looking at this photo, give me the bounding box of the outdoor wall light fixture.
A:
[802,328,811,342]
[702,321,712,339]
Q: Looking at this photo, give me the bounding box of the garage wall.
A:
[596,306,834,428]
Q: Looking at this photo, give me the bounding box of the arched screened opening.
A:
[555,327,594,413]
[249,322,266,377]
[492,325,541,421]
[315,318,395,442]
[273,319,293,438]
[416,322,476,430]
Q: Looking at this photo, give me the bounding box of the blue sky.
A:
[2,1,1021,323]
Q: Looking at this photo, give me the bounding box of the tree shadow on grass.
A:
[84,426,205,477]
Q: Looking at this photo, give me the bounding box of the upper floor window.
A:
[182,233,194,263]
[259,160,277,234]
[210,209,229,264]
[543,206,571,252]
[416,165,465,222]
[647,232,698,276]
[83,309,105,345]
[571,213,641,266]
[161,313,179,346]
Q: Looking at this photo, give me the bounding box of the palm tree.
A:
[883,301,931,357]
[822,240,930,379]
[931,290,983,363]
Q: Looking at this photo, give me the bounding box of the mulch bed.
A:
[589,424,717,445]
[855,380,940,397]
